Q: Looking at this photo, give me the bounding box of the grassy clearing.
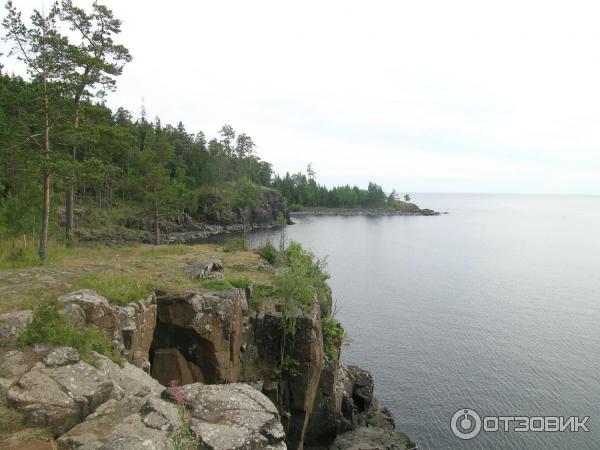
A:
[200,278,251,291]
[0,240,273,313]
[71,273,154,306]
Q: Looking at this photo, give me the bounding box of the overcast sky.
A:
[3,0,600,194]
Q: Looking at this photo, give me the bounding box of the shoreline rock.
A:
[291,207,440,217]
[2,281,414,449]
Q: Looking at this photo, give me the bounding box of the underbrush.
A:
[18,301,122,364]
[223,237,245,252]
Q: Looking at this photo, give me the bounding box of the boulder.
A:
[162,382,287,449]
[91,352,163,399]
[58,380,287,450]
[6,359,113,436]
[331,427,414,450]
[42,347,80,367]
[184,258,224,280]
[56,396,176,450]
[0,310,32,346]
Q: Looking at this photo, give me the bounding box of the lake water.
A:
[250,194,600,450]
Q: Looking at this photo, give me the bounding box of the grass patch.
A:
[0,406,24,435]
[18,301,122,364]
[72,273,153,306]
[249,284,276,310]
[200,278,250,291]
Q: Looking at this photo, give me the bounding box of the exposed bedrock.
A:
[2,285,413,449]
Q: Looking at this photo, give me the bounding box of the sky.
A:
[3,0,600,194]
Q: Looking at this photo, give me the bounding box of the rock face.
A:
[151,289,246,384]
[1,345,287,449]
[59,289,157,369]
[5,347,113,437]
[2,284,413,449]
[197,187,290,225]
[0,310,32,345]
[162,383,287,450]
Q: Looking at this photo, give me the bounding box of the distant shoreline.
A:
[290,206,441,217]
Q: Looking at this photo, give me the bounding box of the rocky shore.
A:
[0,255,416,450]
[291,207,440,217]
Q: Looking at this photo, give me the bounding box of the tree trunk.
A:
[39,75,50,263]
[154,201,160,245]
[65,105,80,248]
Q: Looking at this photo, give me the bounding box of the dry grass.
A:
[0,241,273,314]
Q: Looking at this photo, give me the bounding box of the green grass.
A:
[71,273,154,306]
[18,301,122,364]
[249,284,276,310]
[200,278,250,291]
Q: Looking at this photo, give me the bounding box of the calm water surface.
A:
[251,194,600,450]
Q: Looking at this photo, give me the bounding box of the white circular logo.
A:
[451,408,482,440]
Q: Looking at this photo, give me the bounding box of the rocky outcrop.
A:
[2,282,413,449]
[151,289,246,384]
[59,289,157,369]
[1,345,287,450]
[331,426,414,450]
[183,258,224,280]
[162,383,287,450]
[198,187,290,226]
[5,347,113,437]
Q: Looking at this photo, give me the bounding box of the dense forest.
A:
[0,0,414,262]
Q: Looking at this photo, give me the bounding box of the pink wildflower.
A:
[169,379,187,407]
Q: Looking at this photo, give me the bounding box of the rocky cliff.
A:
[0,264,414,450]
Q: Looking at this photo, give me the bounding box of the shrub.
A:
[257,241,277,265]
[18,301,122,364]
[223,237,245,252]
[288,203,303,212]
[322,317,347,360]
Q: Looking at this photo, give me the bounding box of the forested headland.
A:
[0,0,429,264]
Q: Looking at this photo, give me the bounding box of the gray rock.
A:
[56,397,173,450]
[162,382,287,449]
[91,352,163,398]
[0,349,34,390]
[7,361,113,436]
[43,347,80,367]
[0,310,32,345]
[331,427,414,450]
[183,258,224,280]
